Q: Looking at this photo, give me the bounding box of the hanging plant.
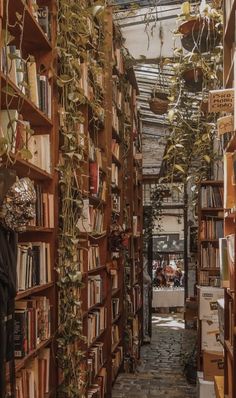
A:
[177,2,222,53]
[149,89,169,115]
[182,66,203,92]
[179,17,221,53]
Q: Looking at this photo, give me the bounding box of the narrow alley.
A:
[112,314,197,398]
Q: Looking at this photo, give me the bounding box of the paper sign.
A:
[217,115,234,135]
[209,89,234,113]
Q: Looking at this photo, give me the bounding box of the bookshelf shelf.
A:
[16,282,54,300]
[4,0,52,52]
[7,155,53,181]
[1,73,53,128]
[6,336,53,380]
[112,314,121,325]
[88,265,107,275]
[112,338,122,354]
[112,288,121,297]
[88,329,106,349]
[201,207,224,212]
[112,154,121,167]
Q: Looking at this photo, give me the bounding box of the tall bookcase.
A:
[217,1,236,396]
[0,0,58,396]
[0,2,143,396]
[56,4,143,398]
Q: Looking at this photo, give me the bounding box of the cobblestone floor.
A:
[112,313,197,398]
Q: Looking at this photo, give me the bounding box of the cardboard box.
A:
[203,351,224,381]
[197,372,216,398]
[201,320,223,353]
[198,286,224,321]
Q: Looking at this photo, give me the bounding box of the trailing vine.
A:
[56,1,106,396]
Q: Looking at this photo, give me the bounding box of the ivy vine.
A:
[56,0,106,396]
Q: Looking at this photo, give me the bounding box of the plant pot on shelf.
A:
[182,67,203,92]
[179,17,221,53]
[149,92,169,115]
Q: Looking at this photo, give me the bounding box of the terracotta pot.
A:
[182,67,203,92]
[179,18,220,53]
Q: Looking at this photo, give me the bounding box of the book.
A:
[219,238,229,288]
[27,57,39,107]
[28,134,51,172]
[226,234,235,290]
[37,6,50,38]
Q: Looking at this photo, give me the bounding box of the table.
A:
[152,287,185,308]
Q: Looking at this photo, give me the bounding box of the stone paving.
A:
[112,313,197,398]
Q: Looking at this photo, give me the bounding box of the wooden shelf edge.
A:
[16,282,54,300]
[1,73,53,127]
[88,265,107,274]
[6,336,53,379]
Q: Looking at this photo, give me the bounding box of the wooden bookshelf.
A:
[221,2,236,396]
[0,0,58,395]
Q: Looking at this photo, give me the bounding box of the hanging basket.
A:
[149,92,169,115]
[182,67,203,92]
[179,17,221,53]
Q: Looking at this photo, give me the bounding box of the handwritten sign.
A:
[209,89,234,113]
[217,115,234,135]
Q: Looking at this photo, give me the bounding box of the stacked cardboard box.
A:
[198,287,224,398]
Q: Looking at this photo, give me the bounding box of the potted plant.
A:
[177,2,222,53]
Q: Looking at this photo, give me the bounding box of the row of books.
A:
[87,368,107,398]
[112,105,120,133]
[111,324,120,350]
[14,297,51,358]
[112,139,120,160]
[17,242,51,291]
[29,186,54,228]
[111,163,119,187]
[124,98,132,120]
[0,110,51,172]
[1,47,52,117]
[89,138,102,166]
[88,245,101,271]
[133,284,142,313]
[89,162,106,200]
[112,76,122,110]
[219,235,234,289]
[112,192,121,213]
[224,152,236,209]
[112,298,120,321]
[11,348,50,398]
[112,346,123,382]
[27,1,51,39]
[200,185,223,208]
[201,243,220,269]
[88,342,105,384]
[77,199,104,234]
[112,46,124,75]
[200,219,224,240]
[88,275,103,308]
[198,270,220,287]
[111,269,118,290]
[88,307,107,346]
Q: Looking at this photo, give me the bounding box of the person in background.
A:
[154,268,167,287]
